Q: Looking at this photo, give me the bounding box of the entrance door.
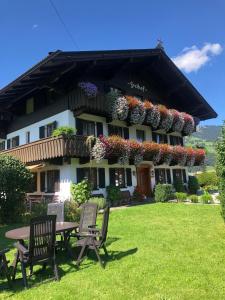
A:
[136,166,151,196]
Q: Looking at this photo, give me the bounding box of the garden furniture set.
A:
[1,202,110,288]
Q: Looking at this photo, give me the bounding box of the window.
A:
[109,168,132,188]
[40,170,60,193]
[172,169,187,183]
[29,173,37,192]
[39,121,57,139]
[136,130,145,142]
[152,132,168,144]
[169,135,183,146]
[26,97,34,114]
[76,118,103,137]
[26,132,30,144]
[7,136,20,149]
[155,168,171,184]
[77,168,105,189]
[0,141,5,151]
[108,125,129,139]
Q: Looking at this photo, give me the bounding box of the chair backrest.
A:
[47,203,64,222]
[100,205,110,244]
[79,202,98,233]
[29,215,56,263]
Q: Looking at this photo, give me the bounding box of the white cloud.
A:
[172,43,223,73]
[32,24,39,29]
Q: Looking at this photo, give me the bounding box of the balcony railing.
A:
[0,135,90,164]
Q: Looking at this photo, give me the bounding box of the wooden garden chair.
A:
[0,248,11,287]
[76,205,110,268]
[70,202,98,240]
[14,215,59,288]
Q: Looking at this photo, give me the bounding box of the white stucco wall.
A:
[6,110,75,147]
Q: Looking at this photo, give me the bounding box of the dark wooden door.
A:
[136,167,151,196]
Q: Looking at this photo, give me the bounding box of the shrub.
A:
[0,155,33,223]
[88,197,106,210]
[200,192,213,204]
[216,123,225,221]
[71,179,92,206]
[132,186,144,202]
[188,176,199,194]
[196,171,218,188]
[52,126,76,138]
[173,177,185,192]
[175,192,187,202]
[155,184,173,202]
[64,201,80,222]
[189,195,199,203]
[106,185,121,206]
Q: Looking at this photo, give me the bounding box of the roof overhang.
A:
[0,48,217,121]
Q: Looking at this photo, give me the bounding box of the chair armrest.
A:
[88,228,100,233]
[14,242,29,255]
[88,224,97,228]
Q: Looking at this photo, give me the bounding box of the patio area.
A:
[1,203,225,299]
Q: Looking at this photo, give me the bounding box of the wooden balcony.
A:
[0,135,90,164]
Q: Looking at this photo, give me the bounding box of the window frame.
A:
[136,129,145,142]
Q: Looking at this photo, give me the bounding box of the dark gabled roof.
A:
[0,48,217,120]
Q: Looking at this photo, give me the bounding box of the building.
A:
[0,48,217,201]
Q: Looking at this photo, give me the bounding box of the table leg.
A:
[63,230,74,257]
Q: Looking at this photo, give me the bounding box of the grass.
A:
[1,203,225,299]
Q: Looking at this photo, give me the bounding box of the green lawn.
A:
[1,203,225,299]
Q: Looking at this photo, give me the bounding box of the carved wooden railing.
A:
[0,135,90,163]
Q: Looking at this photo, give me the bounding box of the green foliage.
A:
[64,201,80,222]
[188,176,199,194]
[173,177,185,192]
[216,123,225,220]
[175,192,187,202]
[106,185,121,206]
[189,195,199,203]
[154,184,173,202]
[52,126,76,138]
[70,179,92,205]
[88,197,106,210]
[203,185,218,192]
[196,171,218,188]
[200,192,213,204]
[0,155,33,223]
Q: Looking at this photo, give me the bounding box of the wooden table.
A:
[5,222,79,279]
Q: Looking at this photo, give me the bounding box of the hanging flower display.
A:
[78,82,98,98]
[91,138,106,162]
[182,113,195,135]
[186,147,196,167]
[143,142,161,164]
[159,144,174,165]
[128,140,144,165]
[126,96,146,124]
[171,110,185,132]
[172,145,187,166]
[147,105,161,129]
[90,135,205,167]
[158,105,174,132]
[194,149,206,166]
[111,96,129,121]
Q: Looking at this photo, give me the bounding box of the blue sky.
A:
[0,0,224,125]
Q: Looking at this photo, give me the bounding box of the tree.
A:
[0,155,32,223]
[216,123,225,221]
